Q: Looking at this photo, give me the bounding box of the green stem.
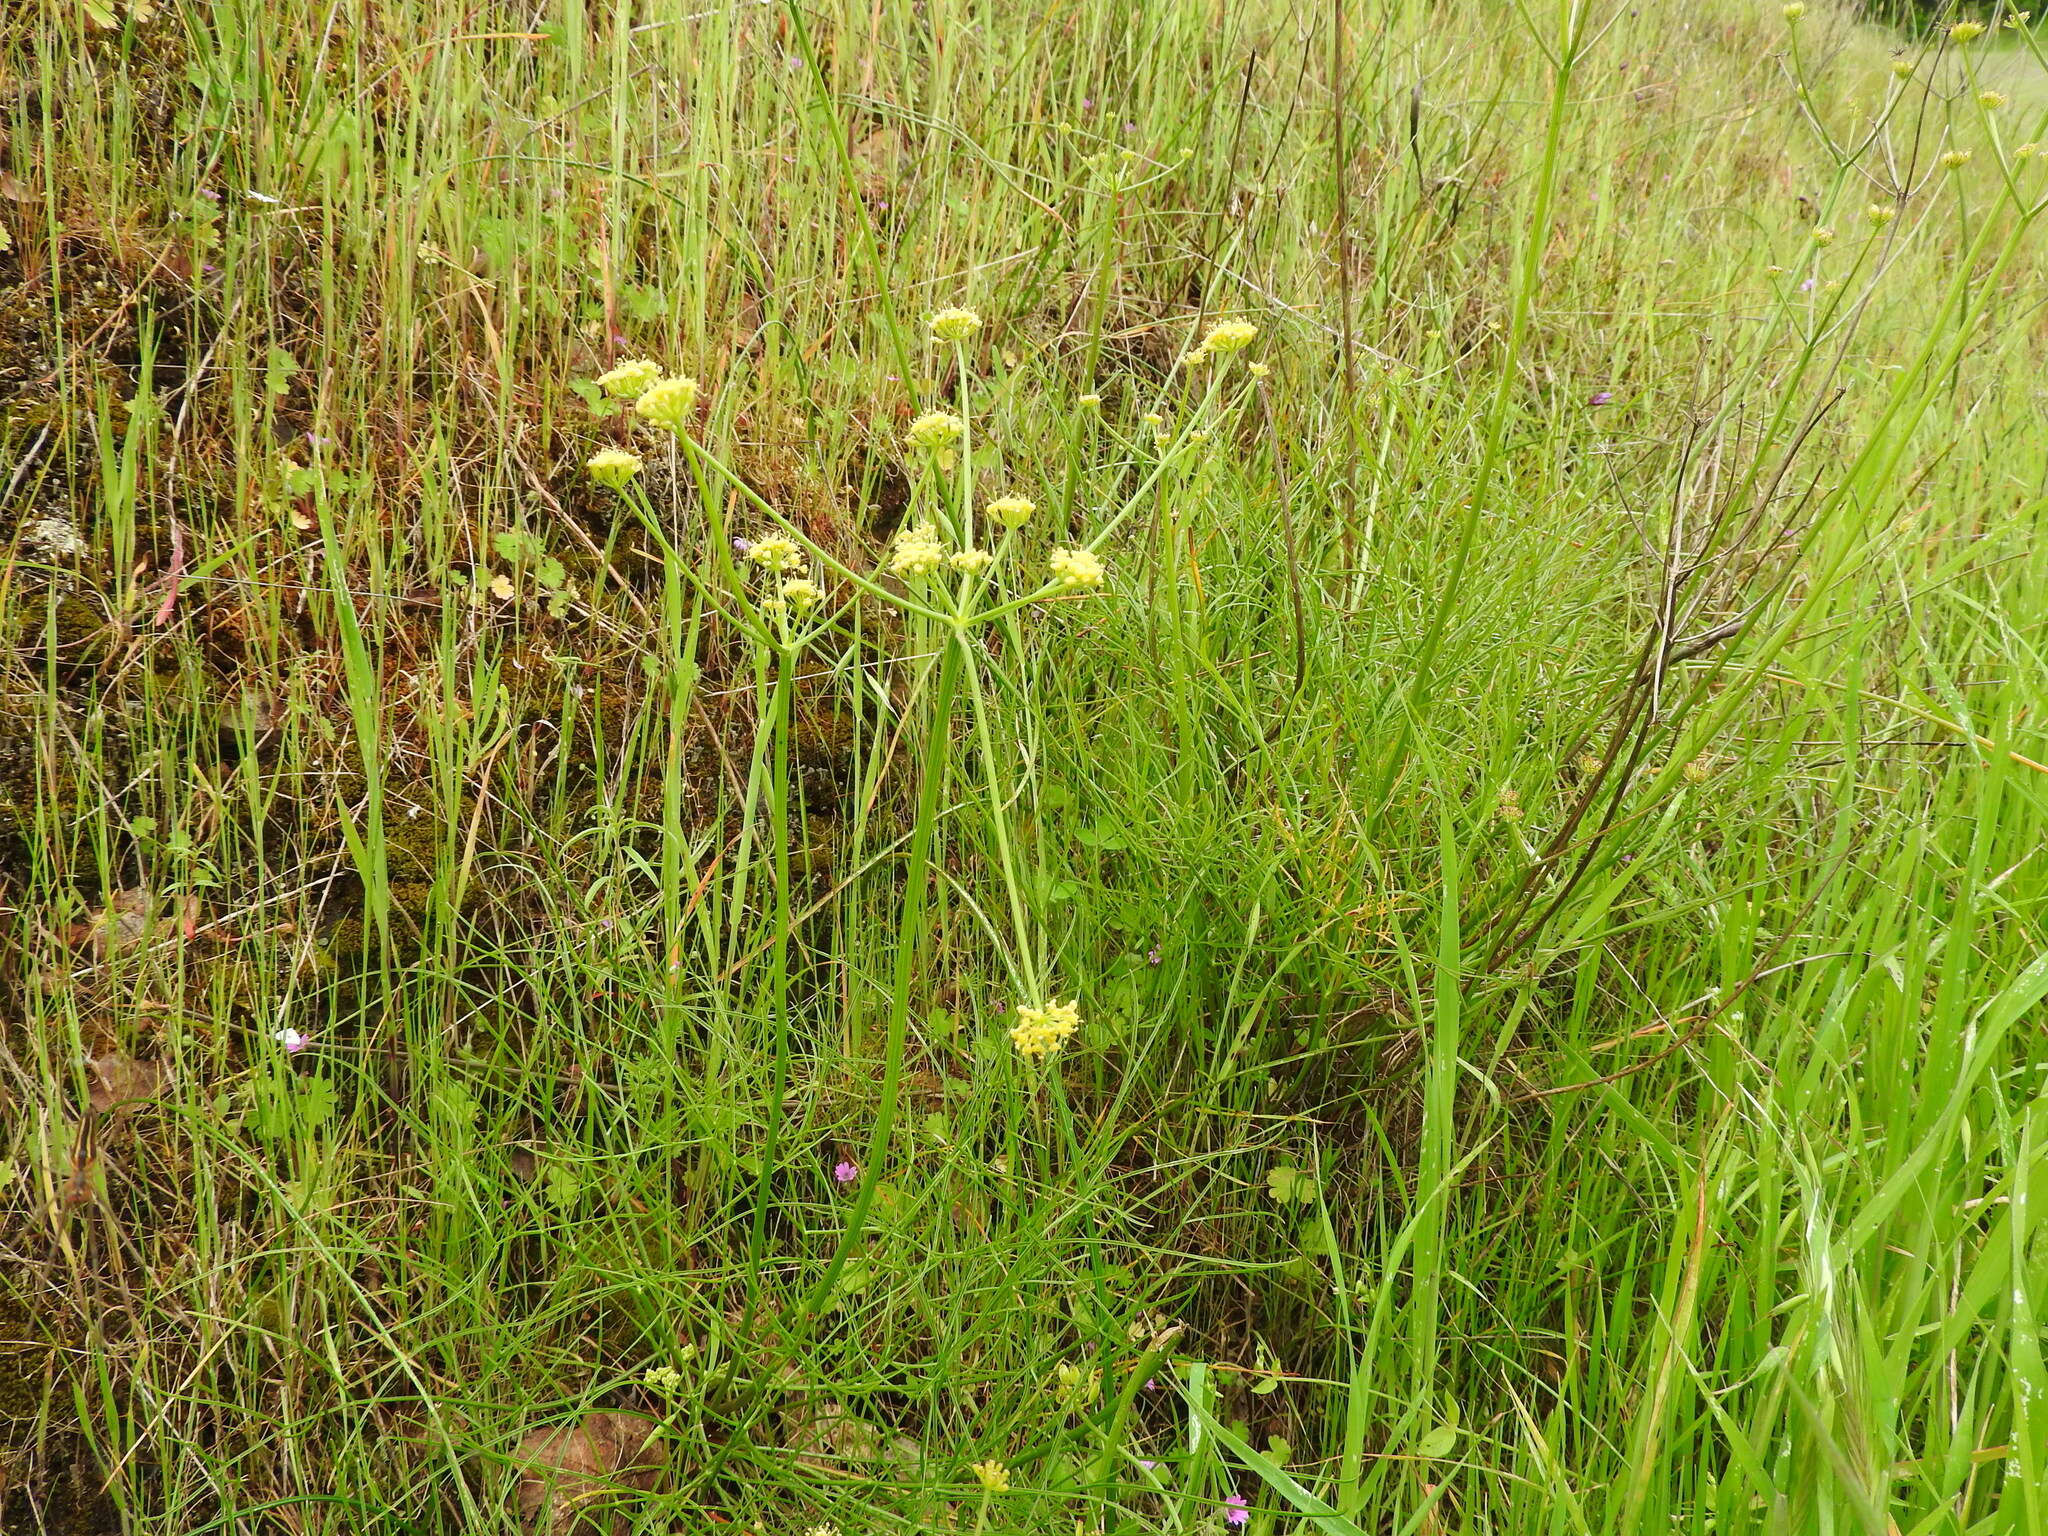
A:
[804,628,964,1319]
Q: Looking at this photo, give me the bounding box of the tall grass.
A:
[3,0,2047,1531]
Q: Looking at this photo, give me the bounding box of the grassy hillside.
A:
[3,0,2047,1531]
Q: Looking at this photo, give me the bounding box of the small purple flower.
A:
[1225,1493,1250,1526]
[732,537,754,556]
[1146,945,1162,966]
[1587,390,1613,406]
[1798,277,1815,293]
[274,1027,310,1054]
[833,1160,859,1184]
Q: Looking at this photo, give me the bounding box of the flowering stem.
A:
[670,434,954,623]
[740,642,798,1318]
[957,637,1038,998]
[954,338,977,550]
[802,627,964,1320]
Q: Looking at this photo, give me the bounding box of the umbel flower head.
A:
[1950,19,1985,41]
[1198,318,1259,354]
[928,307,983,342]
[634,375,699,433]
[746,535,806,573]
[1048,547,1105,591]
[585,448,643,489]
[594,358,662,399]
[781,577,824,611]
[906,411,966,453]
[1053,1361,1100,1406]
[950,547,994,575]
[888,521,948,579]
[1010,999,1081,1059]
[987,495,1036,529]
[969,1459,1011,1493]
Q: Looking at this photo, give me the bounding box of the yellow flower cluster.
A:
[595,359,663,399]
[1950,20,1985,41]
[586,448,643,489]
[1048,547,1105,590]
[888,521,948,579]
[1195,319,1259,359]
[987,495,1036,529]
[780,578,824,611]
[928,307,983,342]
[1009,999,1080,1059]
[906,411,965,453]
[970,1460,1011,1493]
[634,375,699,432]
[950,547,994,574]
[746,535,806,573]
